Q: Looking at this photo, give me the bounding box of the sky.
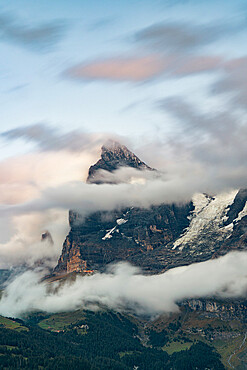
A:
[1,0,247,157]
[1,1,247,318]
[0,0,247,270]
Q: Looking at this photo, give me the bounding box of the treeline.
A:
[0,311,224,369]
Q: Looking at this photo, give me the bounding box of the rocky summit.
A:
[87,140,154,184]
[54,142,247,276]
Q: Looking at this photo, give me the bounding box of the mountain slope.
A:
[87,140,154,184]
[54,142,247,275]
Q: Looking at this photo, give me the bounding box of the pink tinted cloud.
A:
[173,56,223,76]
[65,54,225,83]
[66,55,167,82]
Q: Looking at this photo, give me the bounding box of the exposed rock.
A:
[183,298,247,323]
[224,188,247,226]
[87,140,154,184]
[54,203,193,274]
[41,231,54,244]
[54,142,247,275]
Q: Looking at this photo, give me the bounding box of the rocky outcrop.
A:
[87,140,154,184]
[54,202,193,274]
[54,142,247,275]
[54,142,193,274]
[224,188,247,226]
[183,298,247,323]
[41,231,54,244]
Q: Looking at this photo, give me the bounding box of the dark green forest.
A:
[0,311,224,369]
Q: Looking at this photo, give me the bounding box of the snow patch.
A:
[172,190,238,250]
[116,218,128,225]
[102,226,117,240]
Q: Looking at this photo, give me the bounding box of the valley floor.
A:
[1,307,246,369]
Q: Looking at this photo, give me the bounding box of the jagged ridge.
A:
[54,142,247,276]
[87,140,153,184]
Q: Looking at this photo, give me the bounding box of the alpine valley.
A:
[1,142,247,369]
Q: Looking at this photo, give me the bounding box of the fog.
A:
[0,128,242,269]
[0,251,247,318]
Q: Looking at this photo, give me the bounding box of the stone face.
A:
[54,203,193,274]
[87,140,154,184]
[54,142,193,274]
[183,298,247,323]
[224,188,247,226]
[41,231,54,244]
[54,142,247,275]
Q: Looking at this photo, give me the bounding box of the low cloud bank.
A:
[0,122,246,269]
[1,169,202,217]
[0,251,247,318]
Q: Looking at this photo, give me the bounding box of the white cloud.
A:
[1,251,247,318]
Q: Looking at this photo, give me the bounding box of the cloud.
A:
[65,54,224,83]
[212,57,247,110]
[0,13,66,52]
[0,210,69,269]
[0,135,103,268]
[87,16,115,31]
[0,157,226,269]
[1,120,247,269]
[158,96,247,188]
[65,55,167,82]
[1,251,247,318]
[172,55,222,76]
[0,169,199,220]
[1,123,114,152]
[134,21,242,53]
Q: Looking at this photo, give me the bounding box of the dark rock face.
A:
[54,142,247,275]
[54,142,193,274]
[41,231,54,244]
[54,202,193,274]
[183,298,247,323]
[87,140,153,184]
[213,214,247,258]
[224,188,247,226]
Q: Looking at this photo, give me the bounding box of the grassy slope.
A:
[0,316,28,332]
[38,309,86,331]
[162,340,193,354]
[147,308,247,368]
[37,308,247,368]
[1,307,246,368]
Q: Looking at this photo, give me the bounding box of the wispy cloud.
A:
[212,57,247,110]
[134,21,243,52]
[0,13,67,52]
[158,95,247,188]
[1,251,247,317]
[65,54,223,83]
[1,123,111,152]
[65,55,166,83]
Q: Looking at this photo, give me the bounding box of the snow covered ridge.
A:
[102,217,128,240]
[100,189,247,250]
[172,190,247,251]
[116,218,128,225]
[102,226,117,240]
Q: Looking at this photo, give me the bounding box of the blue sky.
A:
[0,0,247,158]
[1,0,247,269]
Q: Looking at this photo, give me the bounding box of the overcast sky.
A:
[1,0,247,159]
[1,1,247,270]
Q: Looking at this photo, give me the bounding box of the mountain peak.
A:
[87,140,154,184]
[101,140,133,159]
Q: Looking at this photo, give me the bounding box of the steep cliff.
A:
[54,142,193,274]
[183,298,247,323]
[87,140,153,184]
[55,203,193,274]
[54,142,247,275]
